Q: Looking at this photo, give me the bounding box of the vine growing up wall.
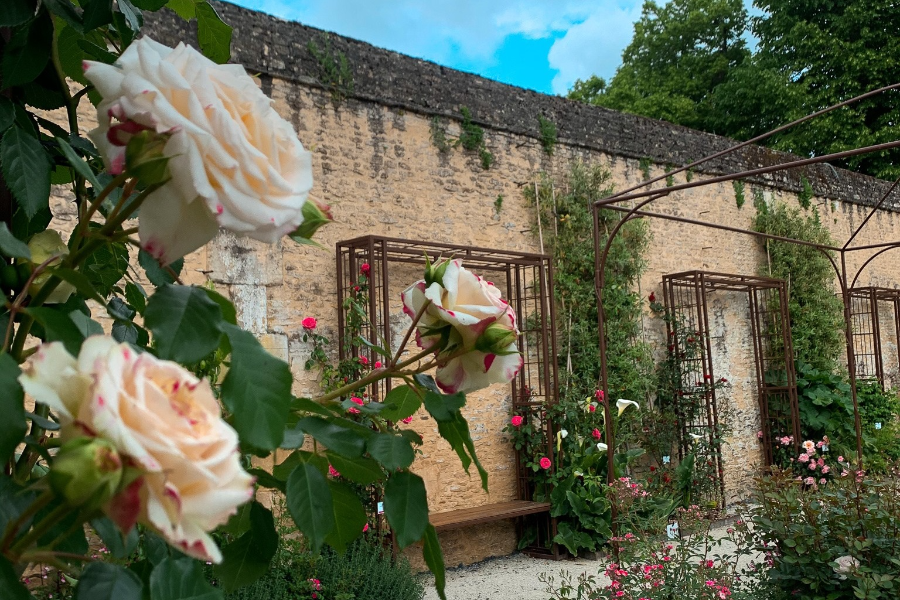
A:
[752,200,844,372]
[526,162,654,405]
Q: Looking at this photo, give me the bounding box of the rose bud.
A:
[125,129,174,184]
[424,256,451,288]
[290,198,333,247]
[50,437,124,511]
[475,322,518,354]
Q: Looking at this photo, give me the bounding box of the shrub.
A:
[751,465,900,600]
[541,504,774,600]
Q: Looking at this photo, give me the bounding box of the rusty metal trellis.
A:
[593,84,900,506]
[662,272,800,489]
[335,235,560,553]
[847,286,900,390]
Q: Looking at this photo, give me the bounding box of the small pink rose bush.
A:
[20,337,253,563]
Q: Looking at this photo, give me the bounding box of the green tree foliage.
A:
[753,0,900,179]
[569,0,900,180]
[569,0,750,131]
[752,202,844,372]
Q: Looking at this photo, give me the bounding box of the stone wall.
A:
[45,1,900,567]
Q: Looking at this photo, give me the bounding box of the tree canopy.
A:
[569,0,900,180]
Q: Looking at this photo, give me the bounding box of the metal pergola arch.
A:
[592,83,900,497]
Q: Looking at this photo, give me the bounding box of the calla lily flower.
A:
[596,443,608,452]
[616,399,640,416]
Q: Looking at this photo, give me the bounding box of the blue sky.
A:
[232,0,648,95]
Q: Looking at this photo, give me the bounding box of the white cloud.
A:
[548,3,644,94]
[245,0,644,94]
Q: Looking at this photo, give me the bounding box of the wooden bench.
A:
[429,500,552,532]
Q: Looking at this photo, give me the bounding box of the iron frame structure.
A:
[661,271,800,490]
[592,84,900,498]
[335,235,561,553]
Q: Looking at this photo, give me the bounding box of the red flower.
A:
[301,317,317,330]
[511,415,524,427]
[649,292,656,303]
[592,428,601,440]
[539,456,551,470]
[588,404,596,413]
[358,356,368,365]
[351,396,364,406]
[328,465,340,478]
[401,416,414,424]
[595,389,605,401]
[360,263,371,276]
[374,361,382,369]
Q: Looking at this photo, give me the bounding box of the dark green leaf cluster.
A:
[753,202,844,372]
[752,467,900,599]
[430,108,494,170]
[307,34,355,102]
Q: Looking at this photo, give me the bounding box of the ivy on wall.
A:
[752,200,844,372]
[526,162,654,405]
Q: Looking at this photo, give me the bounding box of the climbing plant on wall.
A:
[527,163,654,406]
[752,200,844,372]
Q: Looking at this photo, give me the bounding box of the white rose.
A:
[83,37,314,265]
[401,260,523,394]
[19,336,254,563]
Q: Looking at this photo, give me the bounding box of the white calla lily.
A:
[560,429,568,439]
[616,398,640,416]
[596,442,608,452]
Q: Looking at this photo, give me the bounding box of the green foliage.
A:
[753,202,844,372]
[543,504,774,600]
[429,117,451,153]
[528,162,653,407]
[732,179,745,208]
[752,466,900,600]
[569,0,900,180]
[798,175,813,210]
[638,157,651,180]
[538,115,557,156]
[493,194,503,216]
[753,0,900,179]
[568,0,750,132]
[308,34,355,101]
[429,109,493,170]
[664,165,674,187]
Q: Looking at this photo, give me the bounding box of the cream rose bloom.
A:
[19,336,254,563]
[401,260,523,394]
[83,37,313,265]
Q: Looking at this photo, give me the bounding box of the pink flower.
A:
[511,415,524,427]
[798,453,810,463]
[348,396,364,415]
[362,523,369,532]
[592,428,601,440]
[360,263,371,276]
[804,477,815,485]
[588,404,596,413]
[838,456,845,462]
[821,465,830,474]
[757,430,763,439]
[615,592,624,598]
[374,361,382,369]
[358,356,368,365]
[328,465,340,478]
[819,478,827,485]
[808,462,817,470]
[539,457,551,470]
[401,416,414,424]
[706,580,717,587]
[301,317,317,330]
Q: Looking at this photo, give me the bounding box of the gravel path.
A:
[419,522,754,600]
[420,552,608,600]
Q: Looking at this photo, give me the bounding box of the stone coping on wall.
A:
[144,1,898,211]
